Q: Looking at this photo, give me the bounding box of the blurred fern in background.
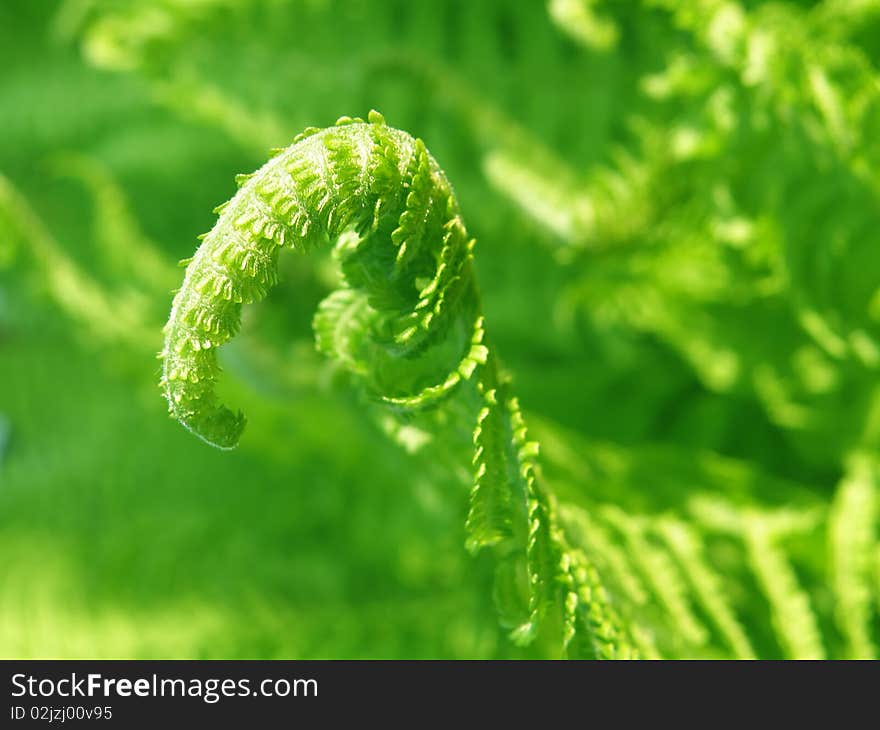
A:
[1,0,879,658]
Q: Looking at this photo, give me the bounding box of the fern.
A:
[158,100,880,658]
[742,515,826,660]
[655,518,756,660]
[531,415,880,659]
[160,112,627,656]
[387,0,880,467]
[8,0,878,660]
[829,452,879,659]
[691,497,826,659]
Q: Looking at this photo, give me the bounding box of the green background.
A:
[2,0,879,659]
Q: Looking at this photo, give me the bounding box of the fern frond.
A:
[829,452,879,659]
[465,380,517,553]
[601,506,709,650]
[312,288,375,376]
[162,113,474,446]
[160,113,630,656]
[559,541,636,659]
[743,515,826,660]
[694,499,826,660]
[42,0,880,661]
[656,518,756,660]
[559,506,649,608]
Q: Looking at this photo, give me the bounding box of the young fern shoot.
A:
[160,112,630,657]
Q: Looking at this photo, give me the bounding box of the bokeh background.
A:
[2,0,879,659]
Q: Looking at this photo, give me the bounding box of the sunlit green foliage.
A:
[2,0,879,659]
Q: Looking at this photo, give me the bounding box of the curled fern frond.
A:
[161,111,482,449]
[161,113,629,656]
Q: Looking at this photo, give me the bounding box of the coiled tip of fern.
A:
[161,113,479,449]
[161,361,246,449]
[179,406,246,451]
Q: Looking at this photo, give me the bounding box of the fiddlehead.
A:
[161,111,486,448]
[161,113,621,655]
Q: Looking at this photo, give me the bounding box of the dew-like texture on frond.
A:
[466,382,517,553]
[161,114,481,449]
[560,544,636,659]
